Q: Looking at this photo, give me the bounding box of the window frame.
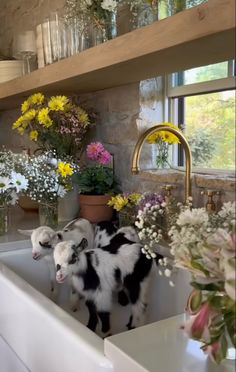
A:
[166,61,236,175]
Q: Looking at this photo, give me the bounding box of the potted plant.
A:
[75,142,117,223]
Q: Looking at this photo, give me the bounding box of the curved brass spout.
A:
[131,125,192,202]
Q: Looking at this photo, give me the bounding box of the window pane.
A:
[174,62,229,86]
[185,90,235,170]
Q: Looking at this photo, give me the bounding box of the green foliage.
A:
[75,165,117,195]
[188,128,215,167]
[185,91,235,170]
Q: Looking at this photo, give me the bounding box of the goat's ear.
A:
[79,238,88,250]
[18,229,34,237]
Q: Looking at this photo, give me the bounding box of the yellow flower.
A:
[12,116,25,129]
[21,100,30,114]
[57,162,74,178]
[48,96,69,111]
[147,132,162,144]
[17,127,25,135]
[23,109,37,121]
[108,195,129,211]
[128,193,142,205]
[38,108,53,128]
[147,122,181,145]
[29,130,38,141]
[30,93,45,105]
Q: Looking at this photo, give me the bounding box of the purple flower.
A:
[138,192,164,211]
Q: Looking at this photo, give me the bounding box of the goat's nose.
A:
[56,264,61,272]
[33,252,41,260]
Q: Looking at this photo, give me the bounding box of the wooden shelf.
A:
[0,0,235,110]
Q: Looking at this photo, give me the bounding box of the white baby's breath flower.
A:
[101,0,117,12]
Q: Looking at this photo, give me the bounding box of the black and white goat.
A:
[19,218,94,307]
[54,226,157,336]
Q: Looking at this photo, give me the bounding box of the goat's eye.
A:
[39,241,52,249]
[68,252,77,265]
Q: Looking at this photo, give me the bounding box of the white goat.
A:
[54,226,154,336]
[19,218,94,308]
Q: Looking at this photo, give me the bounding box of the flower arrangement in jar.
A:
[17,151,78,227]
[147,122,181,169]
[166,201,236,364]
[64,0,118,41]
[0,149,28,234]
[134,192,167,259]
[108,192,143,226]
[12,93,95,160]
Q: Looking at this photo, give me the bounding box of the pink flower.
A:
[182,303,211,341]
[98,150,112,165]
[191,303,211,339]
[202,341,222,364]
[86,142,105,161]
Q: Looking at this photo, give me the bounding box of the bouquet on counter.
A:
[168,201,236,364]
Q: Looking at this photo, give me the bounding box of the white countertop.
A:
[105,315,235,372]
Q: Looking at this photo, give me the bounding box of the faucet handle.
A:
[201,190,221,213]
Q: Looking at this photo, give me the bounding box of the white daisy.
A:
[10,172,28,192]
[0,176,11,193]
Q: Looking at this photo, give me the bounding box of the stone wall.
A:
[0,0,235,207]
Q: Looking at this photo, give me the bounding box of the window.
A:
[168,61,235,171]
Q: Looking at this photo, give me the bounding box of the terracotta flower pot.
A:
[78,194,113,223]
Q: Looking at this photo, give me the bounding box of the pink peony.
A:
[86,142,105,161]
[98,150,112,165]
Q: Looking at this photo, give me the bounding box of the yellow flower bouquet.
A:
[147,122,181,169]
[108,192,143,227]
[12,93,95,160]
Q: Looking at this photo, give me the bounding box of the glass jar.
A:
[119,208,136,227]
[0,205,8,236]
[39,201,58,228]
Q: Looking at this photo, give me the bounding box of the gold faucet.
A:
[131,124,192,202]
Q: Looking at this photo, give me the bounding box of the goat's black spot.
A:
[101,233,136,254]
[82,252,100,291]
[56,264,61,272]
[114,268,121,283]
[118,290,129,306]
[69,252,77,265]
[96,221,118,236]
[39,241,52,249]
[124,252,152,304]
[97,243,101,248]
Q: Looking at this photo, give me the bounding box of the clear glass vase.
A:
[39,201,58,228]
[155,141,170,169]
[119,208,136,227]
[0,205,8,236]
